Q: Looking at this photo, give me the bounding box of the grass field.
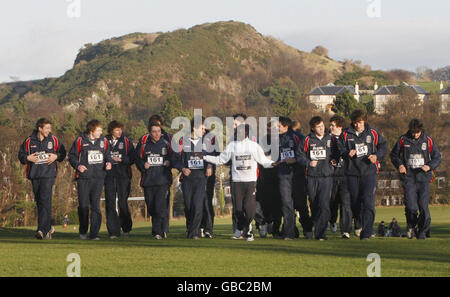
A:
[1,206,449,277]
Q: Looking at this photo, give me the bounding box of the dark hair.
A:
[86,119,102,133]
[309,116,324,130]
[279,116,292,128]
[107,120,124,135]
[408,118,424,133]
[350,109,367,123]
[233,113,247,120]
[148,114,164,132]
[291,120,301,131]
[236,124,250,140]
[35,118,51,131]
[330,115,346,128]
[148,121,161,132]
[190,116,205,132]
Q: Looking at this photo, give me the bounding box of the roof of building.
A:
[374,82,430,95]
[309,83,357,95]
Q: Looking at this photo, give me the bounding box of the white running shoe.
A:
[79,234,88,240]
[232,229,243,239]
[354,228,362,237]
[246,234,255,242]
[342,232,350,239]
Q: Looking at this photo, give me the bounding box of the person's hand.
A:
[144,162,151,170]
[421,165,431,172]
[78,165,88,173]
[331,159,337,167]
[112,156,122,163]
[272,161,281,167]
[182,168,191,176]
[309,160,318,168]
[46,153,58,165]
[349,150,357,158]
[164,160,170,167]
[27,153,39,163]
[285,158,296,165]
[206,165,213,177]
[105,162,112,170]
[399,165,407,174]
[368,154,377,164]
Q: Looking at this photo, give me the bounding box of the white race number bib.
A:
[35,151,49,165]
[88,150,103,164]
[147,155,163,166]
[310,147,326,160]
[355,143,368,158]
[408,154,425,169]
[281,150,295,161]
[188,159,204,169]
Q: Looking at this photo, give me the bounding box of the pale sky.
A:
[1,0,449,83]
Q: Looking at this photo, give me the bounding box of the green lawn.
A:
[1,206,449,277]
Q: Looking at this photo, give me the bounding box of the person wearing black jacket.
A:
[68,119,113,240]
[104,121,136,239]
[340,109,387,240]
[329,115,352,239]
[135,122,172,239]
[277,117,304,240]
[173,118,214,239]
[390,119,441,240]
[148,114,172,238]
[18,118,66,239]
[297,116,338,240]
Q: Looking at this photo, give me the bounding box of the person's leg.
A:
[243,182,257,237]
[293,171,313,235]
[232,182,246,234]
[104,176,121,236]
[360,175,377,239]
[31,179,44,234]
[117,178,132,233]
[416,182,431,239]
[315,177,332,239]
[153,185,168,237]
[202,174,216,234]
[143,187,155,235]
[329,179,339,226]
[347,176,362,232]
[77,179,90,236]
[89,179,104,239]
[187,178,206,238]
[403,180,419,231]
[39,178,55,235]
[230,182,239,233]
[338,178,353,234]
[307,177,320,238]
[279,176,296,239]
[182,180,194,233]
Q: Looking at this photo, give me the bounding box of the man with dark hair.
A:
[297,116,337,240]
[18,118,66,239]
[204,124,276,241]
[148,114,172,238]
[174,117,214,239]
[340,109,387,240]
[69,119,113,240]
[390,118,441,240]
[136,122,172,239]
[104,121,136,239]
[277,116,310,240]
[329,115,352,239]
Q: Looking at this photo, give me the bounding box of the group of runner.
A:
[18,109,441,241]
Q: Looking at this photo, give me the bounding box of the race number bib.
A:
[35,151,49,165]
[408,154,425,169]
[355,143,368,158]
[235,154,251,170]
[147,155,163,166]
[111,151,122,164]
[88,150,104,164]
[281,150,295,161]
[310,147,326,161]
[188,159,204,169]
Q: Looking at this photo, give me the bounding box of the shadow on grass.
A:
[1,222,450,266]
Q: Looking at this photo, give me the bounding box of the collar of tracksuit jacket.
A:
[74,133,110,179]
[303,132,334,177]
[23,131,61,179]
[278,129,300,175]
[139,136,171,187]
[105,134,133,178]
[344,123,383,176]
